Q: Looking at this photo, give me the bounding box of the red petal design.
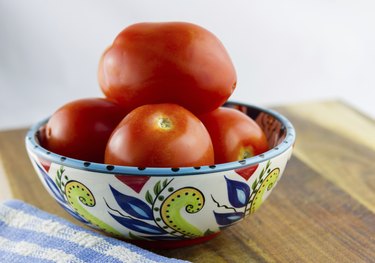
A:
[115,175,150,193]
[235,164,259,181]
[37,157,51,172]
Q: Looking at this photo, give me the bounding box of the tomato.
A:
[105,103,214,168]
[199,107,269,164]
[98,22,237,114]
[43,98,127,163]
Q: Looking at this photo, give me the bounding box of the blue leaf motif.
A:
[109,185,153,220]
[109,213,166,235]
[214,211,244,226]
[224,176,250,208]
[37,163,65,204]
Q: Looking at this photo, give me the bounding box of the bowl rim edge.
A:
[25,101,296,176]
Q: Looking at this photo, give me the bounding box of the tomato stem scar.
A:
[157,117,173,130]
[232,81,237,92]
[238,146,254,160]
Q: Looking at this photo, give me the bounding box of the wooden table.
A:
[0,100,374,262]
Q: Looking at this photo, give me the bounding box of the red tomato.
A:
[98,22,237,114]
[43,98,127,163]
[199,107,269,164]
[105,103,214,168]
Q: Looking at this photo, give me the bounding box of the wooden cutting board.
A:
[0,100,374,262]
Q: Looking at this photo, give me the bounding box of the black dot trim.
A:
[106,165,114,171]
[238,159,246,165]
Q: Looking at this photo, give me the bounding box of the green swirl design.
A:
[250,168,280,213]
[160,187,205,237]
[65,180,120,236]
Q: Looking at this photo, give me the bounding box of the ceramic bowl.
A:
[25,101,295,248]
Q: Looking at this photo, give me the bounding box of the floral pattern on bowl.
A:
[26,101,295,247]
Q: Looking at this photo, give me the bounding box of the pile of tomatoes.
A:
[41,22,269,168]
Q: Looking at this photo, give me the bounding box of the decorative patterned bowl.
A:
[25,101,295,249]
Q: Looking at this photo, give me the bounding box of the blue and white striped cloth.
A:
[0,200,189,263]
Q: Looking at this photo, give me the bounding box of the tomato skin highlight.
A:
[105,103,215,168]
[42,98,127,163]
[199,107,269,164]
[98,22,237,114]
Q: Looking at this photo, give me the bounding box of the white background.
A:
[1,0,374,130]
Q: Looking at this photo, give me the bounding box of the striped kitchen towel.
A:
[0,200,189,263]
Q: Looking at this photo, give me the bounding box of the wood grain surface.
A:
[0,100,374,262]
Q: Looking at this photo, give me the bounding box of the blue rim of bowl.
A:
[25,101,296,176]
